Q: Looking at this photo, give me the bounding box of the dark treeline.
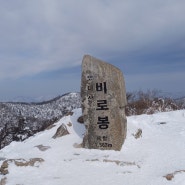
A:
[126,89,185,116]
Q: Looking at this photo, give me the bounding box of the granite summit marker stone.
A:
[81,55,127,151]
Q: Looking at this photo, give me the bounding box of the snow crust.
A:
[0,108,185,185]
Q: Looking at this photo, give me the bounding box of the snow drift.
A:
[0,108,185,185]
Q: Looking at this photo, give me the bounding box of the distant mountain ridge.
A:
[2,94,58,103]
[0,92,81,149]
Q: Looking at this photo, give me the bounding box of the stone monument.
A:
[81,55,127,151]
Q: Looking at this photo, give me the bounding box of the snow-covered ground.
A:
[0,108,185,185]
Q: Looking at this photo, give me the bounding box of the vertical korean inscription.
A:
[81,55,127,151]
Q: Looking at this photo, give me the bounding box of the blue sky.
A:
[0,0,185,101]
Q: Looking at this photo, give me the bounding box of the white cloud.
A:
[0,0,185,79]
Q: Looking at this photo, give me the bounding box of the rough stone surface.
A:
[133,129,142,139]
[81,55,127,151]
[163,170,185,181]
[52,124,69,139]
[0,161,8,175]
[67,122,72,127]
[0,158,44,175]
[77,116,84,124]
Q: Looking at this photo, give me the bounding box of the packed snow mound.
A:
[0,109,185,185]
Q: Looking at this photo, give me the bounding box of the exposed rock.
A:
[81,55,127,151]
[0,158,44,175]
[133,129,142,139]
[13,158,44,167]
[164,170,185,181]
[65,112,74,116]
[164,174,174,181]
[0,161,8,175]
[67,122,72,127]
[86,159,99,162]
[52,124,70,139]
[34,145,51,151]
[77,116,84,124]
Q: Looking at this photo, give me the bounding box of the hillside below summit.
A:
[0,93,81,149]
